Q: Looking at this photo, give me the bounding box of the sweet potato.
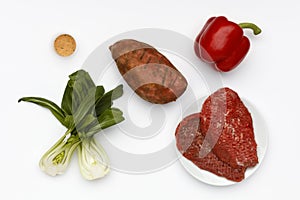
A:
[109,39,187,104]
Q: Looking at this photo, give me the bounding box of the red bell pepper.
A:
[194,16,261,72]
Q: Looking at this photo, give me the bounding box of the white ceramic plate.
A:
[177,97,269,186]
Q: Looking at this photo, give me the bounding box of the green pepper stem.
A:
[239,23,262,35]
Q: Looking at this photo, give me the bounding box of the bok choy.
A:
[18,70,124,180]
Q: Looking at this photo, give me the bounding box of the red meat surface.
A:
[200,87,258,168]
[175,113,246,182]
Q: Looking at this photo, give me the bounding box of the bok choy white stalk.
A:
[39,129,80,176]
[78,137,110,180]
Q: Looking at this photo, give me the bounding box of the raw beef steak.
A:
[200,87,258,168]
[175,113,246,182]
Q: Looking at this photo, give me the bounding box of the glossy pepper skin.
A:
[194,16,261,72]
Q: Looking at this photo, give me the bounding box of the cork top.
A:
[54,34,76,57]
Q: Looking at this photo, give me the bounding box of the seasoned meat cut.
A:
[200,87,258,168]
[175,87,258,182]
[175,113,246,182]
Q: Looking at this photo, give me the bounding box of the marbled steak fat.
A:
[109,39,187,104]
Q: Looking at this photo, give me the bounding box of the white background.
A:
[1,0,299,199]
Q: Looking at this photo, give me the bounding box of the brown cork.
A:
[54,34,76,57]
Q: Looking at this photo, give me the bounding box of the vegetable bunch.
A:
[19,70,124,180]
